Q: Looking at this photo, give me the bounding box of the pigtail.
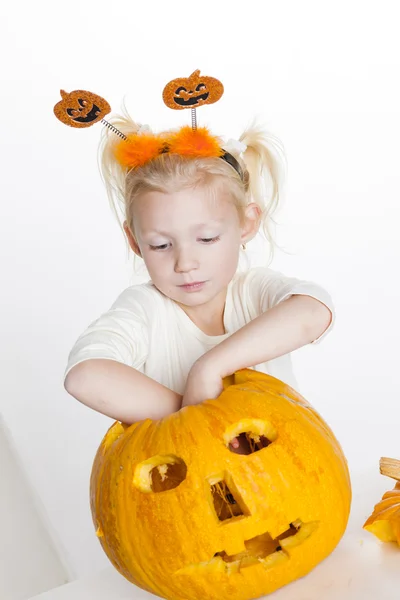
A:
[98,106,143,239]
[239,122,287,258]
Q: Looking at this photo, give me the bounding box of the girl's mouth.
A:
[179,281,207,292]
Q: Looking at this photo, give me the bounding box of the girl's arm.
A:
[64,359,182,423]
[182,295,331,406]
[211,294,331,375]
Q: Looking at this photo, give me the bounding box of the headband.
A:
[53,70,246,181]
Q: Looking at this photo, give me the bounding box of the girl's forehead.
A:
[134,187,238,232]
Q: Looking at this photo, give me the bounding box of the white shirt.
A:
[64,267,334,395]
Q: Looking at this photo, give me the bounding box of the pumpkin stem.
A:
[379,457,400,481]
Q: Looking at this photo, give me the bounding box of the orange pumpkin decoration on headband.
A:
[53,89,111,128]
[90,370,351,600]
[163,70,224,110]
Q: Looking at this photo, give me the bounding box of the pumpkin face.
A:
[162,70,224,110]
[90,370,351,600]
[53,89,111,128]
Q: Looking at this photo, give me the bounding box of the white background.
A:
[1,0,400,597]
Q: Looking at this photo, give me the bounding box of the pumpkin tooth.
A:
[258,550,289,570]
[279,521,319,551]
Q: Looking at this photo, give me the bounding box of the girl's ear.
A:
[123,221,142,257]
[240,203,262,245]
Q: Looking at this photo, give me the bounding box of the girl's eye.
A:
[149,243,170,251]
[149,237,220,251]
[200,236,220,244]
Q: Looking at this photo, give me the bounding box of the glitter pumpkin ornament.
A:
[53,70,244,177]
[162,69,224,110]
[90,369,351,600]
[53,90,111,128]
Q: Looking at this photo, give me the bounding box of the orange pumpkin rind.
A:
[363,457,400,545]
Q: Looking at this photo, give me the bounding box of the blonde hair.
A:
[98,107,287,266]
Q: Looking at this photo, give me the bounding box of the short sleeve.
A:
[250,267,335,344]
[64,286,151,380]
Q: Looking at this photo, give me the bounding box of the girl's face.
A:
[127,185,258,312]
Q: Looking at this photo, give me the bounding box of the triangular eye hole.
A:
[133,455,187,493]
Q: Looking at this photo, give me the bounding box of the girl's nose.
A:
[174,247,199,273]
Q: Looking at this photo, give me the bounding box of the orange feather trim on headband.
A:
[113,126,224,170]
[167,126,224,158]
[114,132,165,169]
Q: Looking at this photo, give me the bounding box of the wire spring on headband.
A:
[101,119,127,140]
[191,108,197,130]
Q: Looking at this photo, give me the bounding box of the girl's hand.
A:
[181,357,224,407]
[181,357,241,450]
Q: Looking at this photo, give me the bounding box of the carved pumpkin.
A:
[90,369,351,600]
[363,457,400,545]
[53,89,111,128]
[162,70,224,110]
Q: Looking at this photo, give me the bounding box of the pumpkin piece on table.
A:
[363,457,400,545]
[90,369,351,600]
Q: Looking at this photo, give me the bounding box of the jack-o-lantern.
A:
[162,70,224,110]
[90,369,351,600]
[53,90,111,128]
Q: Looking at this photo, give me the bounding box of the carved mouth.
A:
[176,519,318,575]
[174,93,209,106]
[69,104,101,123]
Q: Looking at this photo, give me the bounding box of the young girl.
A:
[64,114,333,430]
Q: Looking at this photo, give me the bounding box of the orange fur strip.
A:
[167,126,223,158]
[114,133,165,169]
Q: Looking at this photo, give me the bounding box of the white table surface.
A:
[30,467,400,600]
